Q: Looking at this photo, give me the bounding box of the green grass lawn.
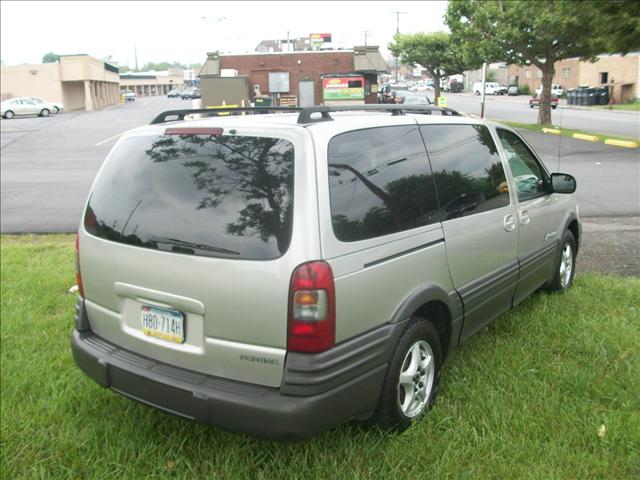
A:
[2,235,639,479]
[500,121,639,144]
[590,103,640,112]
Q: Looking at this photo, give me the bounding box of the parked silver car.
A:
[72,105,580,439]
[1,97,55,118]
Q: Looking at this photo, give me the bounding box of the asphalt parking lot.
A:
[1,97,638,276]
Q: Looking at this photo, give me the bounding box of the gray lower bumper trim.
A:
[71,330,386,440]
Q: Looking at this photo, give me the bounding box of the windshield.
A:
[85,133,295,260]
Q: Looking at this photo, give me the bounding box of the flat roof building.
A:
[119,69,186,96]
[1,54,120,111]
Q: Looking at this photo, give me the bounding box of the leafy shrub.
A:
[517,84,531,95]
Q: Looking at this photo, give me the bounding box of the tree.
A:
[446,0,640,125]
[42,52,59,63]
[388,31,477,105]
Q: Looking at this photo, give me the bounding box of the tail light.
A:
[75,234,84,298]
[287,261,335,353]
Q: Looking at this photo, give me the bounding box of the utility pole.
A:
[134,42,138,71]
[480,61,487,118]
[361,30,373,47]
[390,10,407,82]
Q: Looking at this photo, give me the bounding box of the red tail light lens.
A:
[287,261,335,353]
[75,234,84,298]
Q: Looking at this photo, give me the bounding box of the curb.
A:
[572,133,599,142]
[534,128,639,149]
[604,139,638,149]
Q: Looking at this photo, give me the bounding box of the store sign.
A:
[310,33,332,46]
[322,77,365,100]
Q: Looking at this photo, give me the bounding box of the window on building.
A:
[327,126,439,242]
[525,70,532,79]
[421,125,510,221]
[536,70,543,79]
[600,72,609,84]
[562,67,570,79]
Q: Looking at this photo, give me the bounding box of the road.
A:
[1,96,638,233]
[1,96,188,233]
[445,93,640,139]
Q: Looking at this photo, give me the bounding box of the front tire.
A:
[53,106,60,113]
[369,319,442,431]
[3,110,14,119]
[548,231,577,292]
[40,109,50,117]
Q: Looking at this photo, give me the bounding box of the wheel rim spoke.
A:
[397,339,435,418]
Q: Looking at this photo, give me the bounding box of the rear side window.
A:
[421,124,510,220]
[328,125,439,242]
[84,133,294,260]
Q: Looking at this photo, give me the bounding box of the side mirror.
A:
[551,173,577,194]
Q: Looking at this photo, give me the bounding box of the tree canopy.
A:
[389,31,478,104]
[42,52,59,63]
[445,0,640,124]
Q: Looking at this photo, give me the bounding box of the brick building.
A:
[507,53,639,102]
[199,46,388,106]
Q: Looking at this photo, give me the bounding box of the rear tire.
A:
[369,318,442,431]
[40,109,50,117]
[3,110,14,119]
[548,231,577,292]
[53,106,60,113]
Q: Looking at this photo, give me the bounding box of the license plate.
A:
[141,305,185,344]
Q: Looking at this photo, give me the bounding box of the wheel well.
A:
[568,220,580,253]
[412,301,452,360]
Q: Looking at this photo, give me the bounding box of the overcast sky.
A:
[1,1,448,67]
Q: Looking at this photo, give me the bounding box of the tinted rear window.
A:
[85,133,294,260]
[327,125,439,242]
[421,124,510,220]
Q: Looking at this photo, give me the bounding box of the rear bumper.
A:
[71,329,389,440]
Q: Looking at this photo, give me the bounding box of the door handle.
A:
[503,214,516,232]
[519,209,530,226]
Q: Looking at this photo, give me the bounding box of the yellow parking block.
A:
[604,139,638,149]
[572,133,599,142]
[542,128,561,135]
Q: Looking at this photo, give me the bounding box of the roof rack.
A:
[296,105,461,123]
[149,104,461,126]
[150,107,301,125]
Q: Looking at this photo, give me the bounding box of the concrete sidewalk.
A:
[577,216,639,277]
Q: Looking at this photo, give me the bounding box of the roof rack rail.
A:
[150,107,302,125]
[149,104,461,126]
[296,104,461,123]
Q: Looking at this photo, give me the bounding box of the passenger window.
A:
[328,126,439,242]
[497,129,548,201]
[421,124,510,220]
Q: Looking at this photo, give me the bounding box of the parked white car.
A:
[1,98,54,119]
[29,97,64,114]
[536,84,564,96]
[473,82,506,95]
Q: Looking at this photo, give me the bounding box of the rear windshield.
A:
[84,133,294,260]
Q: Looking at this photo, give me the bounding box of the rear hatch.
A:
[78,123,319,387]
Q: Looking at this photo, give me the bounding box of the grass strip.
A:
[501,120,640,144]
[589,103,640,112]
[2,235,639,479]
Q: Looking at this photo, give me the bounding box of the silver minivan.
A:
[72,105,580,439]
